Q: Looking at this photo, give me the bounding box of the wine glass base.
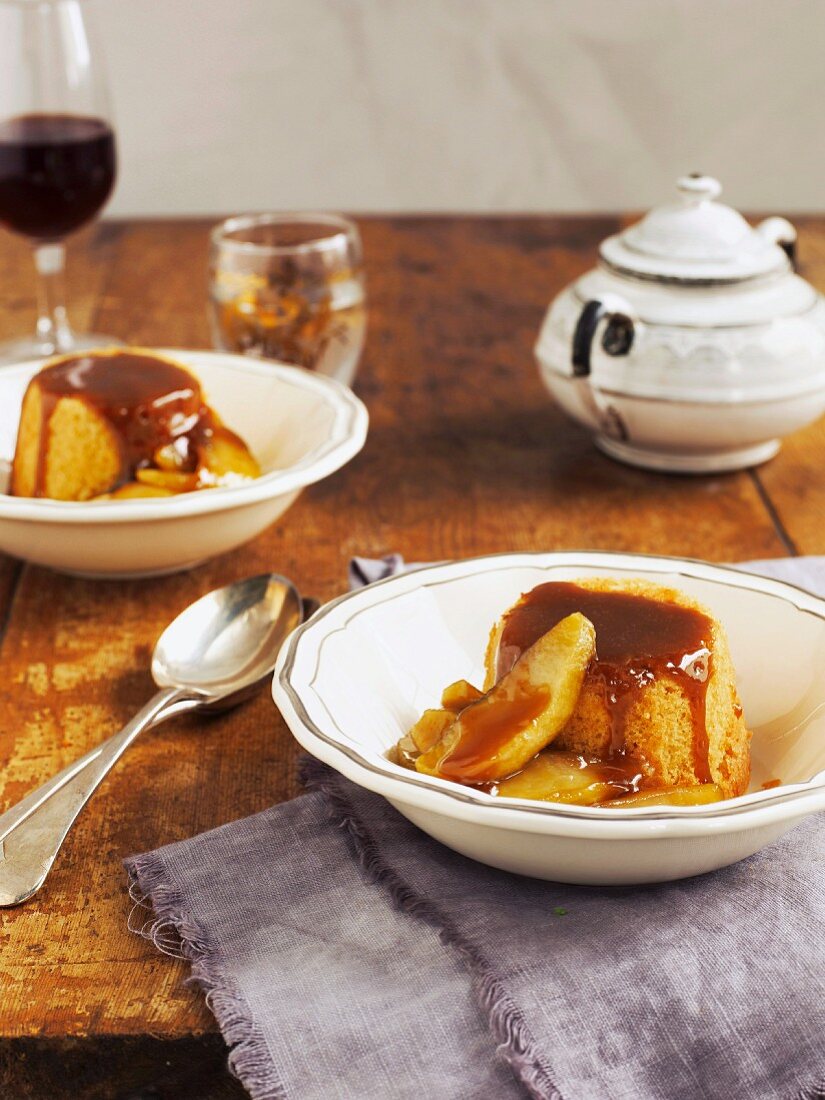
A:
[0,332,123,366]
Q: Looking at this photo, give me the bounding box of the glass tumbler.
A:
[209,213,366,386]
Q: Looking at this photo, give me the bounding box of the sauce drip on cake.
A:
[496,581,713,782]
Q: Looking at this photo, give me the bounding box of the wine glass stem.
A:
[33,243,73,354]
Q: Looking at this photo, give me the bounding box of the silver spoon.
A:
[0,574,306,908]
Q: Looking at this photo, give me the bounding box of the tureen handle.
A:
[571,295,637,378]
[756,216,797,269]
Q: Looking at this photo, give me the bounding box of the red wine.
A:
[0,113,116,240]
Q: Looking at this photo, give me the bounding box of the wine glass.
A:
[0,0,118,363]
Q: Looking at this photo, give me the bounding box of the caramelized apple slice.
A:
[601,784,723,808]
[101,481,176,499]
[393,689,485,771]
[198,430,261,483]
[441,679,484,712]
[497,750,636,805]
[390,708,453,771]
[136,468,199,493]
[153,439,196,473]
[389,735,420,770]
[416,613,596,783]
[408,709,454,753]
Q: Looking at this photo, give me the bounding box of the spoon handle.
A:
[0,685,197,907]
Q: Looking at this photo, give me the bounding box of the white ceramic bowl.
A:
[0,349,368,577]
[274,551,825,885]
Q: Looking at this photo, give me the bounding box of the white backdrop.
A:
[100,0,825,216]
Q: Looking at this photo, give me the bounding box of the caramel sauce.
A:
[436,688,551,783]
[497,582,713,783]
[578,753,646,792]
[490,751,645,801]
[32,352,221,495]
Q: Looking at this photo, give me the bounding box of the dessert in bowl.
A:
[0,348,367,576]
[273,552,825,885]
[393,577,749,809]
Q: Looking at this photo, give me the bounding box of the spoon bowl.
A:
[153,574,304,699]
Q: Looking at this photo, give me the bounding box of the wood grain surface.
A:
[0,215,822,1096]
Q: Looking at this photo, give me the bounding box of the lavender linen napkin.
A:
[126,557,825,1100]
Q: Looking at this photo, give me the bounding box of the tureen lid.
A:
[599,175,793,283]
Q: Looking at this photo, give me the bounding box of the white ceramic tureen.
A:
[535,174,825,473]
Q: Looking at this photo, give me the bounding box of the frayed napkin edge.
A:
[300,756,563,1100]
[124,852,287,1100]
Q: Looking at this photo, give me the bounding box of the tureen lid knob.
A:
[677,174,722,204]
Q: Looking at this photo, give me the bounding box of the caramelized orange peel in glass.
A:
[10,348,260,502]
[214,267,365,372]
[391,577,751,809]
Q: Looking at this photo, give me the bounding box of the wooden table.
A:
[0,215,823,1098]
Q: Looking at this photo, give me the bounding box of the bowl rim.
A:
[0,349,368,522]
[273,550,825,840]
